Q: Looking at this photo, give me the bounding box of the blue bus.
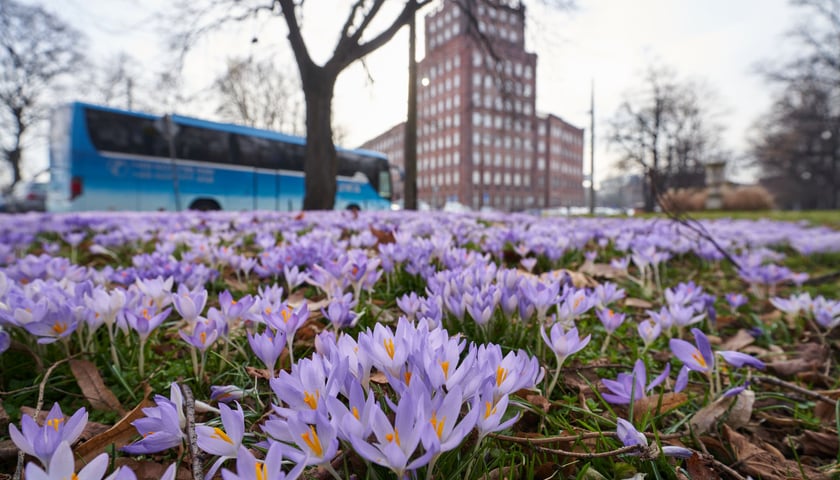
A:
[47,102,392,212]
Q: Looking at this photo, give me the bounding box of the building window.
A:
[473,171,480,183]
[483,171,490,183]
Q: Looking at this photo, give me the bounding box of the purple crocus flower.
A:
[197,402,246,480]
[616,417,647,447]
[321,292,358,329]
[172,284,208,322]
[725,293,747,311]
[22,305,78,344]
[247,328,287,373]
[9,403,88,467]
[601,360,671,405]
[221,442,305,480]
[717,350,765,370]
[637,319,662,347]
[24,441,109,480]
[122,397,185,454]
[616,417,693,459]
[396,292,423,320]
[596,308,626,334]
[180,319,220,352]
[347,381,439,478]
[669,328,714,373]
[269,412,339,467]
[474,383,520,441]
[540,324,591,367]
[211,385,245,404]
[125,306,172,343]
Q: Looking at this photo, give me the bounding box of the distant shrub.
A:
[660,188,706,212]
[722,185,775,211]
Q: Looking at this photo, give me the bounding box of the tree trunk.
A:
[302,74,338,211]
[6,147,22,186]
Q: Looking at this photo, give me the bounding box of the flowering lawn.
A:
[1,210,839,479]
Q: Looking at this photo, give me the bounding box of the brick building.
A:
[361,0,584,211]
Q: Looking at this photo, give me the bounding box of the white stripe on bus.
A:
[98,150,365,183]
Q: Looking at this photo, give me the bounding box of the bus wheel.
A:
[189,199,221,211]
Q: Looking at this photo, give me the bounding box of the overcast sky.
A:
[31,0,804,185]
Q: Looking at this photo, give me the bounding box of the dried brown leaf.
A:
[369,371,389,384]
[719,329,756,351]
[579,262,627,280]
[690,390,754,435]
[793,430,839,458]
[370,225,396,245]
[723,425,830,480]
[0,400,8,432]
[75,389,154,464]
[245,366,273,380]
[113,458,194,480]
[623,297,653,309]
[540,269,597,288]
[69,359,125,415]
[633,392,688,417]
[685,453,719,480]
[525,393,551,413]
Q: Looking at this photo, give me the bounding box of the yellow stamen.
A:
[265,307,272,314]
[352,406,360,420]
[301,425,324,457]
[691,350,707,368]
[484,401,497,419]
[404,371,412,385]
[47,417,64,431]
[430,413,446,439]
[383,338,395,359]
[281,308,291,323]
[440,361,450,380]
[386,428,401,446]
[200,331,207,345]
[72,474,79,480]
[255,462,266,480]
[496,366,508,387]
[211,427,233,444]
[52,322,68,335]
[303,390,319,410]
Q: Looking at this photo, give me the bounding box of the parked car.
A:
[8,181,48,212]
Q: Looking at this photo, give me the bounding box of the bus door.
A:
[234,135,277,210]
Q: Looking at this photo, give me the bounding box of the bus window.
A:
[378,169,392,199]
[177,126,231,164]
[275,142,304,171]
[85,108,166,156]
[233,135,274,169]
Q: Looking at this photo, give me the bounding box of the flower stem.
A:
[138,338,146,378]
[545,355,566,400]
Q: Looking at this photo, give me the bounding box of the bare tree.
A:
[752,0,840,209]
[0,0,86,188]
[214,56,305,135]
[172,1,435,209]
[607,64,727,211]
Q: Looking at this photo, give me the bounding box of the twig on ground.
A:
[752,375,837,405]
[490,430,686,445]
[180,384,203,480]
